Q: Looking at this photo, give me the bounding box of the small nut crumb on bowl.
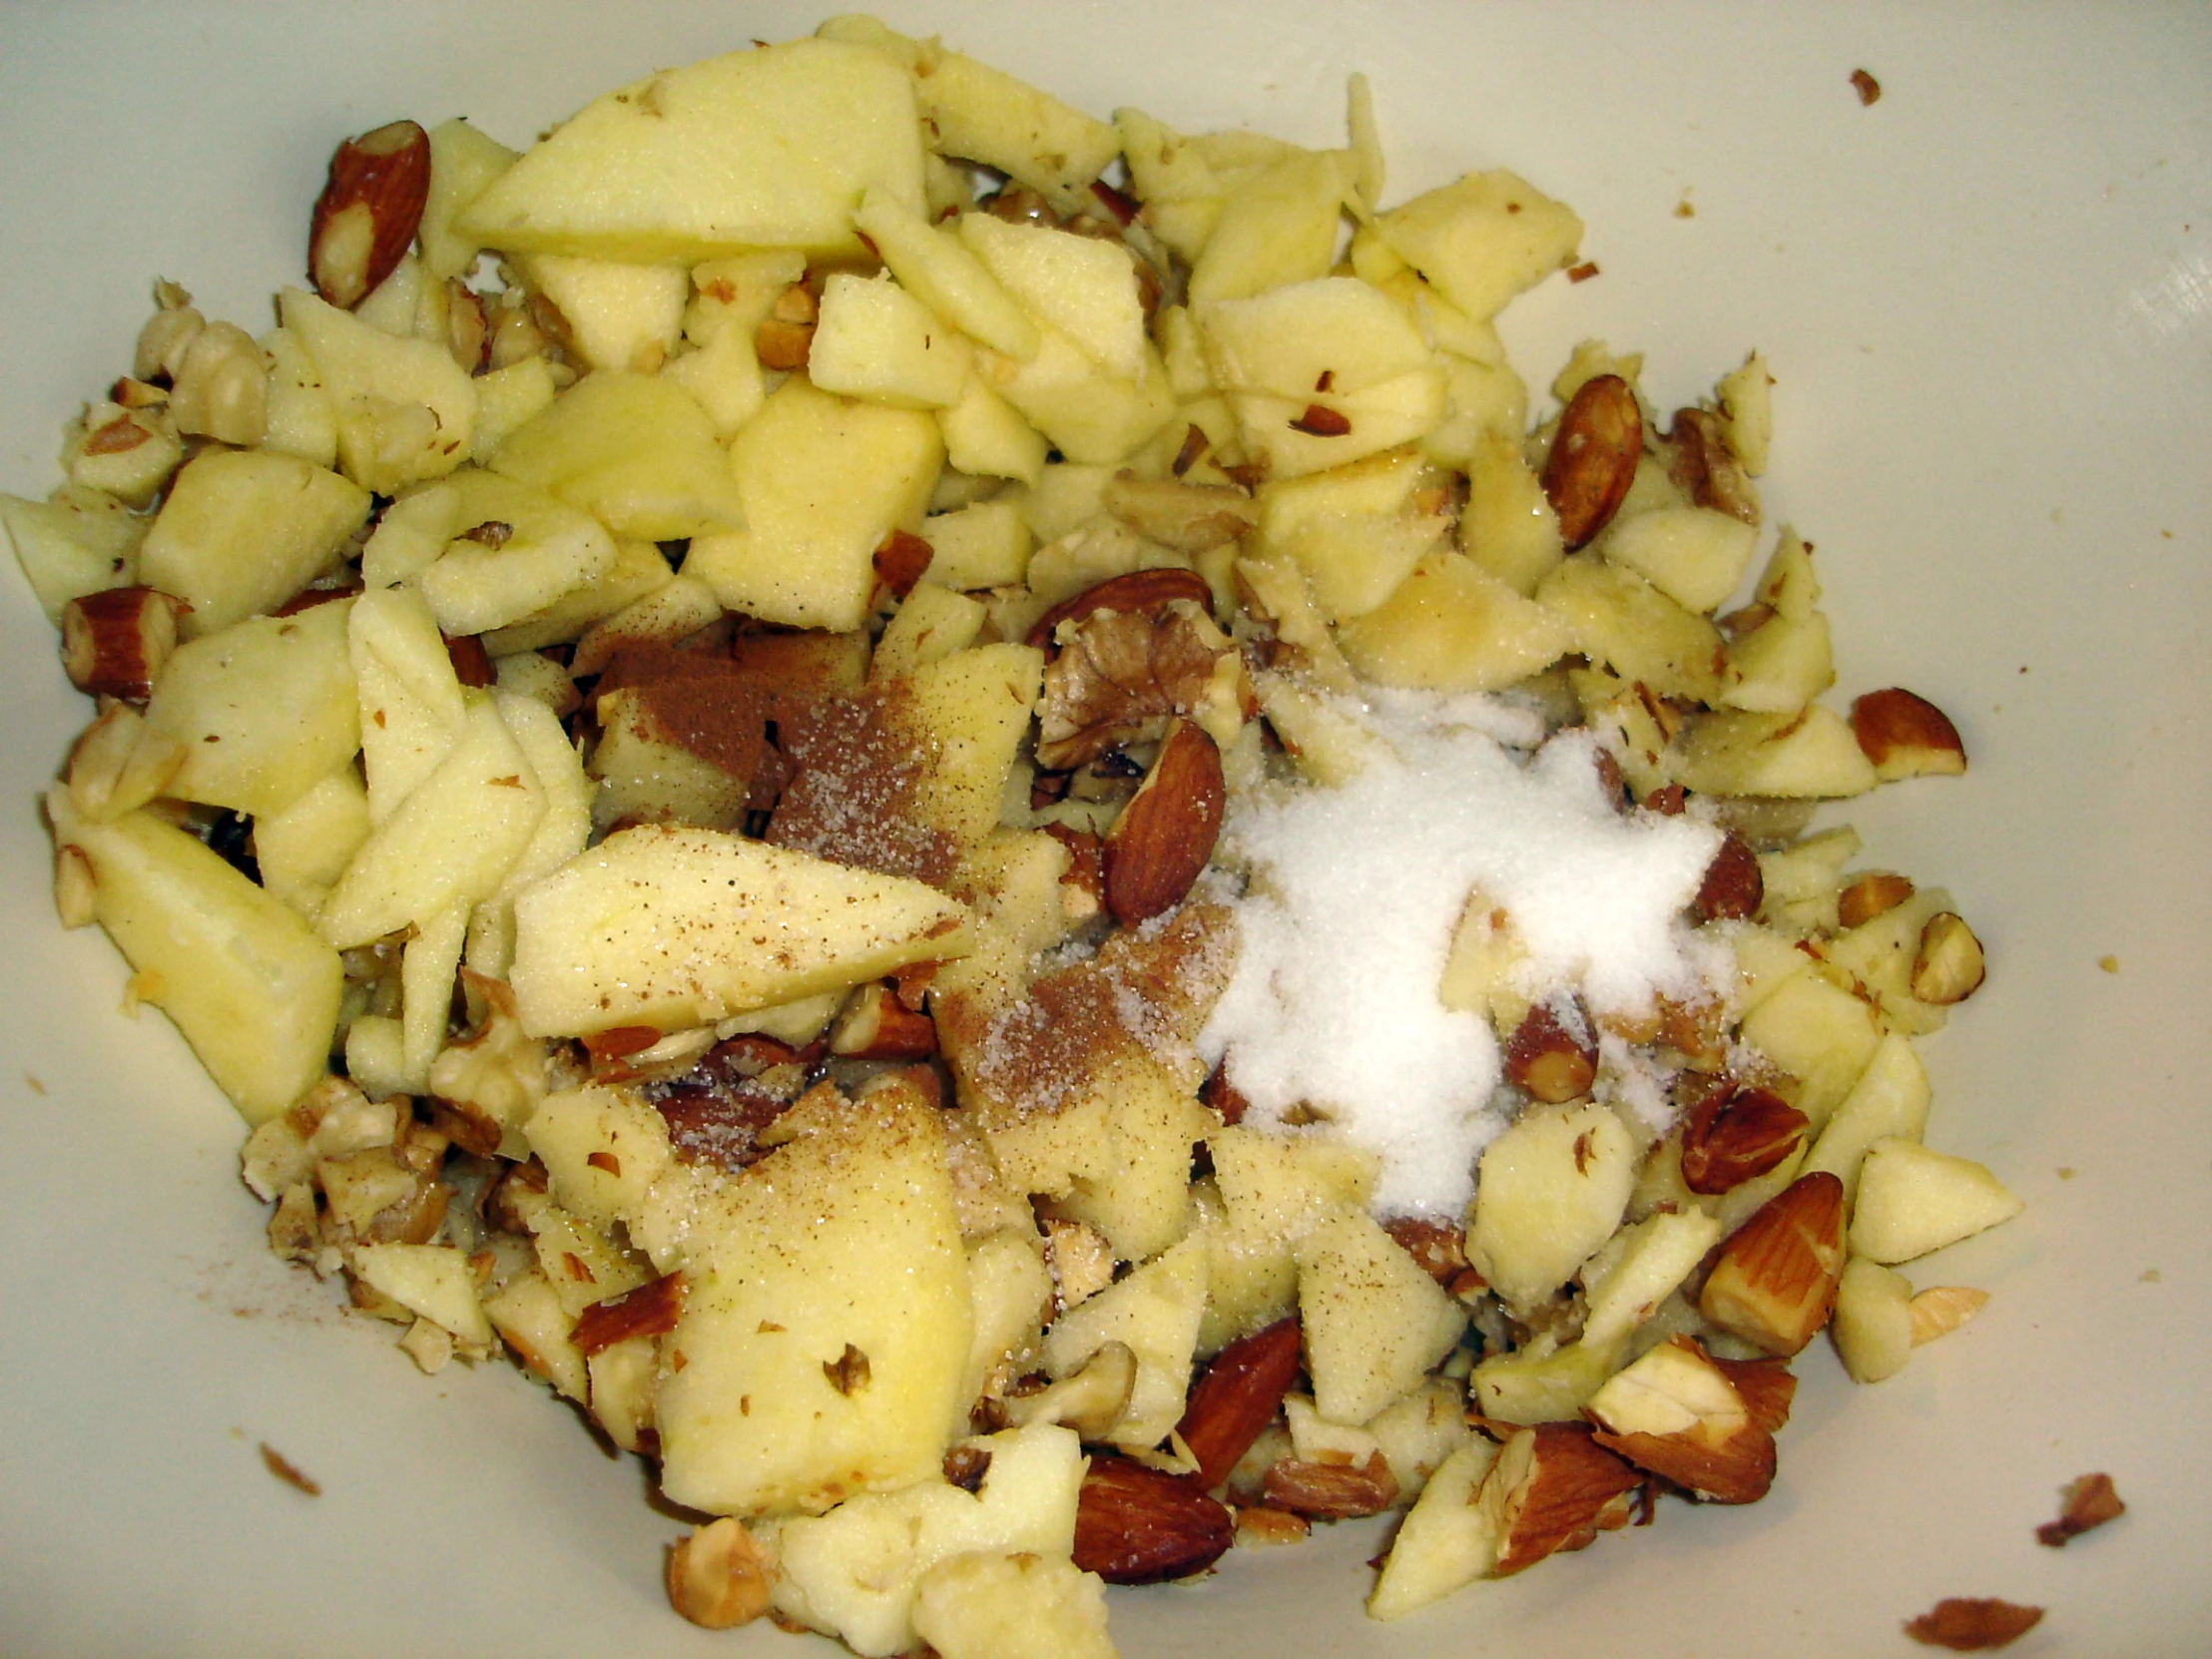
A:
[30,7,2205,1659]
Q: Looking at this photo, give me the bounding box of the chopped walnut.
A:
[1036,599,1242,771]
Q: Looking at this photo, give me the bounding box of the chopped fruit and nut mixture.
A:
[11,15,2024,1655]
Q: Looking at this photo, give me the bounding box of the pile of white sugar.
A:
[1197,693,1728,1218]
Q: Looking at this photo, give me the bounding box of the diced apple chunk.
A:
[1849,1138,2023,1264]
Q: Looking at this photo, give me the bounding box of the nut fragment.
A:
[1851,688,1967,780]
[1504,1001,1597,1104]
[1477,1422,1645,1576]
[1679,1084,1808,1196]
[571,1271,687,1358]
[1103,471,1258,553]
[1176,1317,1303,1490]
[1289,403,1352,437]
[62,588,180,703]
[828,981,938,1061]
[1662,405,1760,525]
[754,282,818,371]
[2036,1470,2124,1546]
[872,528,934,599]
[1073,1452,1235,1584]
[1025,567,1218,654]
[1909,1284,1989,1346]
[1839,870,1917,930]
[1262,1449,1399,1518]
[1691,829,1764,922]
[1710,1355,1797,1433]
[1698,1171,1847,1358]
[1004,1341,1139,1441]
[1103,718,1225,926]
[1585,1336,1776,1504]
[308,119,431,310]
[53,842,97,929]
[1382,1217,1469,1287]
[1911,911,1986,1004]
[1904,1597,2044,1651]
[667,1516,775,1630]
[1542,373,1643,550]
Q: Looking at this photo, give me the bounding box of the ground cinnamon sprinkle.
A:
[766,684,960,884]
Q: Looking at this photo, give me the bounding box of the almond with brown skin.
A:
[572,1271,687,1358]
[1025,566,1217,653]
[309,120,431,310]
[1692,829,1764,922]
[60,586,183,704]
[1504,1001,1597,1104]
[1479,1423,1646,1576]
[1542,373,1643,550]
[1104,718,1224,926]
[1176,1317,1303,1490]
[1680,1084,1808,1196]
[1698,1171,1848,1358]
[1262,1450,1399,1518]
[1585,1336,1776,1505]
[1851,687,1967,780]
[1904,1597,2044,1651]
[1073,1452,1235,1584]
[1710,1355,1797,1432]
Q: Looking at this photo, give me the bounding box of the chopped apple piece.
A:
[1849,1138,2023,1265]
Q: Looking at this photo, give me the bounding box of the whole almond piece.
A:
[1176,1317,1303,1490]
[309,119,431,310]
[1680,1084,1808,1196]
[1542,373,1643,550]
[1478,1423,1645,1576]
[571,1270,687,1358]
[1851,687,1967,780]
[1025,566,1217,653]
[1104,718,1224,926]
[1699,1171,1848,1358]
[1073,1452,1235,1584]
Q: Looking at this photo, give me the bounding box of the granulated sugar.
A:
[1199,693,1724,1217]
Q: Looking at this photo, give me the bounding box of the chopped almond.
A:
[1698,1172,1847,1358]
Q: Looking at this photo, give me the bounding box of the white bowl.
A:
[2,4,2207,1654]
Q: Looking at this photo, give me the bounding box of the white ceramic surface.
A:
[1,5,2206,1655]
